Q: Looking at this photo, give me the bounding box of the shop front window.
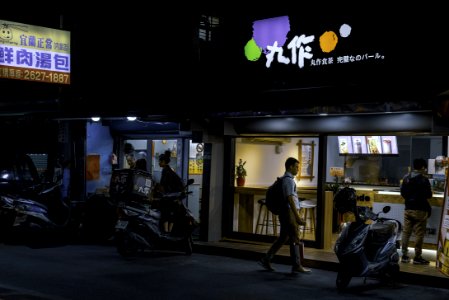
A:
[326,135,445,251]
[232,137,319,242]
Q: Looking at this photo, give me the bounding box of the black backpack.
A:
[265,177,286,215]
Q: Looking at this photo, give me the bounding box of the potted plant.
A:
[236,159,247,186]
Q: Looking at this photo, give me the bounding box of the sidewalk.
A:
[193,239,449,290]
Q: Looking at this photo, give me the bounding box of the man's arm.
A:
[287,195,306,226]
[424,178,433,199]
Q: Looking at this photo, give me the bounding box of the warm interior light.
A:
[127,116,137,121]
[91,117,101,122]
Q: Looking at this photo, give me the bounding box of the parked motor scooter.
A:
[0,152,71,243]
[111,168,196,257]
[0,185,71,235]
[334,204,402,291]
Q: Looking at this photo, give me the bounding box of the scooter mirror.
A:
[187,179,195,185]
[382,206,391,214]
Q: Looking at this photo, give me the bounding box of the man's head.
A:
[126,154,135,168]
[413,158,427,171]
[285,157,300,176]
[158,150,171,167]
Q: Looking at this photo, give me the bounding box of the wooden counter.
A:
[373,193,443,206]
[233,186,317,235]
[234,185,317,200]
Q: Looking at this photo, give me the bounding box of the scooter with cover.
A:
[111,169,196,257]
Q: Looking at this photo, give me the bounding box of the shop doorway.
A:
[123,138,204,237]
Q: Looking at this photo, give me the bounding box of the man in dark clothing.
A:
[258,157,311,274]
[158,150,184,234]
[400,158,432,265]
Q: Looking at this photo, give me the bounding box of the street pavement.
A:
[0,243,448,299]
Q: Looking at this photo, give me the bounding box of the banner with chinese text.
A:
[0,19,70,84]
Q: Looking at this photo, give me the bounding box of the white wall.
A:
[235,137,319,187]
[207,138,224,241]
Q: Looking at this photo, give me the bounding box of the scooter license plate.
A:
[115,220,128,230]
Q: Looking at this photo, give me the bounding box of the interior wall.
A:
[207,138,224,241]
[235,137,319,187]
[86,123,114,195]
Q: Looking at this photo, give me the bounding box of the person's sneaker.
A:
[258,257,274,271]
[401,255,410,263]
[413,257,430,265]
[291,265,311,273]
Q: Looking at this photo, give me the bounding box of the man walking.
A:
[259,157,311,274]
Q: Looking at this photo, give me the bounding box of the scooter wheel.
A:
[382,263,400,285]
[336,271,351,291]
[116,232,139,257]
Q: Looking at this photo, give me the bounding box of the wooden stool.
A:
[255,199,278,236]
[299,199,317,239]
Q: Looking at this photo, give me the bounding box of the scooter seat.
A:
[369,222,397,243]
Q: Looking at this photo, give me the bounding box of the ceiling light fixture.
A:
[91,116,101,122]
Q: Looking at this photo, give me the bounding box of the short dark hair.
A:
[413,158,427,170]
[285,157,299,169]
[159,150,171,164]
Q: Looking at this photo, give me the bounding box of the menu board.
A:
[380,136,398,154]
[338,136,398,155]
[351,136,367,154]
[366,136,382,154]
[338,136,353,154]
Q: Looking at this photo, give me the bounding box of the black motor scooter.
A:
[111,169,196,257]
[334,204,402,291]
[0,185,71,234]
[0,153,71,243]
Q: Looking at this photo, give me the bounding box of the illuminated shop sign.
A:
[0,19,70,84]
[338,136,398,155]
[244,15,385,70]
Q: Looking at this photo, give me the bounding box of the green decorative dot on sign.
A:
[244,38,262,61]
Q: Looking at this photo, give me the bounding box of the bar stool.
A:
[299,199,317,239]
[255,198,278,236]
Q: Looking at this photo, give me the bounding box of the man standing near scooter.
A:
[400,158,432,265]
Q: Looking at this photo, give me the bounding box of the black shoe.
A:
[413,257,430,265]
[401,255,410,263]
[258,257,274,271]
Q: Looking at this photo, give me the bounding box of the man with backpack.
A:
[400,158,432,265]
[258,157,311,274]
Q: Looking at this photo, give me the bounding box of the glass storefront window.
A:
[326,135,445,249]
[233,137,319,242]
